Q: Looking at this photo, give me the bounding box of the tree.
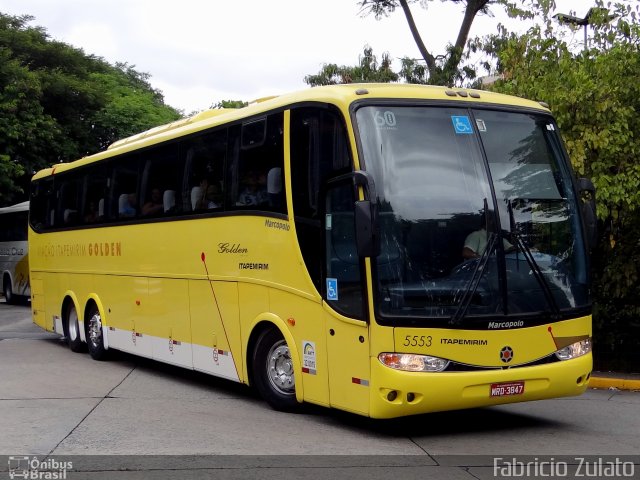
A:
[480,0,640,371]
[358,0,504,85]
[211,100,248,109]
[306,1,553,86]
[304,46,398,86]
[90,63,183,150]
[0,13,181,205]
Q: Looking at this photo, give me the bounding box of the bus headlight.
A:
[555,338,592,361]
[378,353,450,372]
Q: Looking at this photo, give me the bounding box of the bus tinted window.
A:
[30,178,55,231]
[184,129,227,212]
[141,144,182,217]
[83,164,109,223]
[232,112,285,212]
[0,211,28,242]
[111,156,140,220]
[58,173,83,226]
[290,106,351,219]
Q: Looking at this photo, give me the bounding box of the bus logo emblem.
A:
[500,346,514,363]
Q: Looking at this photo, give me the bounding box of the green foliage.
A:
[481,0,640,371]
[0,13,181,205]
[90,64,183,150]
[0,154,25,203]
[211,100,249,109]
[305,46,399,86]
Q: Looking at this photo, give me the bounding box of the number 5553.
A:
[402,335,432,347]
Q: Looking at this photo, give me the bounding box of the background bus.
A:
[0,201,30,304]
[28,84,595,418]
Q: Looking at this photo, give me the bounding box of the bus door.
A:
[323,178,371,415]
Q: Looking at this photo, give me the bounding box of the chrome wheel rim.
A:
[266,340,295,395]
[68,308,79,341]
[88,313,102,348]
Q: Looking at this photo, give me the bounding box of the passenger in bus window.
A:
[193,178,219,210]
[204,184,222,209]
[237,171,268,206]
[142,188,163,216]
[119,193,138,218]
[84,201,99,223]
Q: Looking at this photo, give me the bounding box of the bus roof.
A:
[32,83,550,181]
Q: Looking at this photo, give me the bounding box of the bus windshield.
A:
[355,105,590,327]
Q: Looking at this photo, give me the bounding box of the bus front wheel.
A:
[64,303,85,353]
[86,305,108,361]
[251,328,299,412]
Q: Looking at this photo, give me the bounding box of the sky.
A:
[1,0,590,114]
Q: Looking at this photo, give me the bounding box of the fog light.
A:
[555,338,592,361]
[378,353,450,372]
[387,390,398,401]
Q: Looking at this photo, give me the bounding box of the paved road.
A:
[1,301,639,479]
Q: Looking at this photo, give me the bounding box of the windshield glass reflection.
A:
[355,106,589,325]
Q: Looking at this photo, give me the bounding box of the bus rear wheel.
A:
[64,303,85,353]
[3,276,14,304]
[86,305,108,361]
[251,328,299,412]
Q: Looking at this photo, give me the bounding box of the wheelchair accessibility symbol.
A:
[451,115,473,134]
[326,278,339,301]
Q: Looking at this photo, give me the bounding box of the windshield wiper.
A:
[507,200,561,319]
[450,232,497,326]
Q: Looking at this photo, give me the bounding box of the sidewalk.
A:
[589,371,640,391]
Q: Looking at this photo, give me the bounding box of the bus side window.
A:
[267,167,283,209]
[232,113,285,213]
[30,178,55,231]
[82,165,109,224]
[140,144,181,217]
[110,156,140,220]
[118,193,137,218]
[58,173,82,227]
[183,129,227,212]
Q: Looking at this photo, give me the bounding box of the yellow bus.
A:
[0,201,30,304]
[29,84,596,418]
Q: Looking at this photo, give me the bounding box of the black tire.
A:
[64,303,85,353]
[3,276,14,304]
[251,328,299,411]
[86,305,108,361]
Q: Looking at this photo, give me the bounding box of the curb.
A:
[589,375,640,391]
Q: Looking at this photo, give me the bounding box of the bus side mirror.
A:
[578,177,597,251]
[355,199,380,258]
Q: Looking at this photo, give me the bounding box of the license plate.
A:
[490,381,525,397]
